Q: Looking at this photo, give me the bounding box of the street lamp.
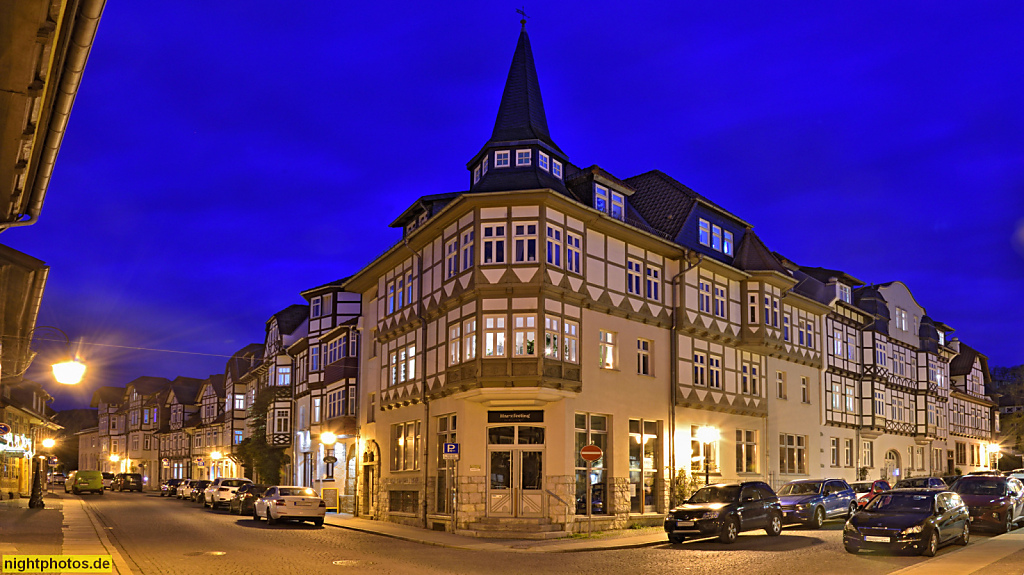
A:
[4,326,87,385]
[319,432,337,499]
[41,438,55,449]
[29,437,57,508]
[695,426,720,486]
[988,443,1001,470]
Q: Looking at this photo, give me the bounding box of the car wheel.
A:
[847,503,858,519]
[957,522,970,545]
[266,509,277,525]
[667,533,685,544]
[253,507,261,521]
[921,530,938,557]
[72,487,79,495]
[313,518,324,527]
[766,512,782,536]
[844,545,858,554]
[1005,512,1014,534]
[718,517,739,544]
[806,507,824,529]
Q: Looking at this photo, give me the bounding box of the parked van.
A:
[65,470,104,495]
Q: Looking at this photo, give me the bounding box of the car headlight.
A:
[901,525,924,535]
[796,503,809,510]
[702,511,720,520]
[843,521,858,534]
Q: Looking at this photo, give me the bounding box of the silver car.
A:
[203,477,252,509]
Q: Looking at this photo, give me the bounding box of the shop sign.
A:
[487,410,543,424]
[0,432,31,453]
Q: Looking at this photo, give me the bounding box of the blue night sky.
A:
[7,2,1023,409]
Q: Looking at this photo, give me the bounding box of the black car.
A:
[894,477,947,489]
[843,488,970,556]
[228,483,268,515]
[664,481,783,544]
[160,478,185,497]
[111,473,143,492]
[189,480,211,502]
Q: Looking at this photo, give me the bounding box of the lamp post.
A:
[695,426,720,486]
[29,437,57,508]
[319,431,337,500]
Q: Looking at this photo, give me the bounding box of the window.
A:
[482,155,488,175]
[610,191,624,221]
[313,397,321,424]
[711,225,722,251]
[637,339,651,376]
[838,284,852,303]
[847,335,856,360]
[779,434,807,474]
[495,150,510,167]
[482,224,506,264]
[691,424,719,473]
[436,414,457,514]
[552,159,562,179]
[310,345,320,372]
[748,294,757,324]
[575,413,608,515]
[277,366,291,387]
[646,266,661,301]
[234,394,245,410]
[875,342,887,367]
[463,318,477,361]
[800,377,809,403]
[740,361,759,395]
[736,429,758,473]
[834,331,843,356]
[708,355,721,389]
[862,441,874,467]
[538,150,549,171]
[723,230,734,256]
[783,317,790,341]
[627,259,642,296]
[844,439,854,467]
[516,149,531,166]
[595,185,608,213]
[874,390,885,415]
[845,385,855,413]
[391,421,421,472]
[484,315,506,356]
[386,282,395,314]
[598,330,616,369]
[327,390,342,419]
[699,281,712,313]
[233,430,243,445]
[895,307,908,331]
[473,164,481,183]
[545,225,562,267]
[449,324,461,365]
[311,296,322,318]
[396,275,404,309]
[274,409,290,434]
[544,317,559,359]
[565,233,581,274]
[694,352,707,386]
[563,320,579,363]
[776,371,787,399]
[831,382,842,411]
[713,286,726,318]
[461,229,474,271]
[698,219,710,246]
[830,438,840,467]
[512,314,536,356]
[446,239,459,279]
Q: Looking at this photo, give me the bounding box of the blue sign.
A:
[442,443,459,460]
[0,423,10,435]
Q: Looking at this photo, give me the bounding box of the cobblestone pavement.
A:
[70,491,1008,575]
[0,496,63,556]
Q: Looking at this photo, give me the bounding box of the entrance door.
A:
[488,449,544,517]
[884,450,901,485]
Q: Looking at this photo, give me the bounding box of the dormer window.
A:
[595,185,608,212]
[538,151,549,171]
[495,150,510,167]
[723,230,734,256]
[516,149,531,166]
[699,219,710,245]
[311,297,322,318]
[838,284,852,303]
[610,191,624,220]
[698,218,733,255]
[482,155,488,174]
[594,184,625,221]
[552,160,562,179]
[474,164,482,183]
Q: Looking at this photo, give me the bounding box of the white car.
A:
[253,486,326,526]
[176,479,193,499]
[203,477,252,509]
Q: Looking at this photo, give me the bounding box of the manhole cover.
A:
[184,551,227,557]
[332,560,370,567]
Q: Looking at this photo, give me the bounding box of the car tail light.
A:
[273,499,286,506]
[319,500,326,508]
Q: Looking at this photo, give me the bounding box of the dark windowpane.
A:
[518,426,545,445]
[490,451,511,490]
[488,426,515,445]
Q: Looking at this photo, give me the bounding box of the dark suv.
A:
[665,481,783,544]
[111,473,143,492]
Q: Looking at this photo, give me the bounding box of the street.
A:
[56,491,1011,575]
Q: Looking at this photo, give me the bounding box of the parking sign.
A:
[443,442,460,460]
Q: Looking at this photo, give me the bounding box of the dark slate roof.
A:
[853,285,891,334]
[272,304,309,336]
[300,276,354,298]
[470,167,570,196]
[125,376,171,396]
[950,342,987,377]
[488,22,561,154]
[732,230,789,274]
[790,269,832,305]
[168,376,203,404]
[183,412,202,428]
[797,266,866,287]
[90,386,125,407]
[623,170,747,240]
[389,192,462,228]
[225,343,264,381]
[206,374,226,398]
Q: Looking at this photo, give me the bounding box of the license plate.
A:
[296,502,313,506]
[677,520,694,527]
[864,536,890,543]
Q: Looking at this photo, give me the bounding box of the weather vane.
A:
[517,7,529,27]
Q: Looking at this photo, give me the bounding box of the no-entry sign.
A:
[580,444,603,462]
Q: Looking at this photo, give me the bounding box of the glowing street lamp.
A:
[41,438,56,449]
[52,359,86,385]
[319,432,338,498]
[695,425,720,486]
[988,443,1002,470]
[210,451,223,480]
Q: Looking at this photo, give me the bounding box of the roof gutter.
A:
[1,0,107,232]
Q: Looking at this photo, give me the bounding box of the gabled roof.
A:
[300,276,354,298]
[732,230,789,274]
[225,343,263,381]
[797,266,866,287]
[183,412,202,428]
[623,170,749,240]
[168,376,203,404]
[90,386,125,407]
[488,21,561,154]
[125,376,171,396]
[950,342,989,378]
[271,304,309,336]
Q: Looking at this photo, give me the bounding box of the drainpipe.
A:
[401,237,429,529]
[668,252,701,503]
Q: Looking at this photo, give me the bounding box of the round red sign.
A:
[580,444,603,462]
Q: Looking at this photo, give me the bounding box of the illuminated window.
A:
[538,151,549,171]
[599,330,616,369]
[512,314,536,356]
[516,149,531,166]
[495,150,510,167]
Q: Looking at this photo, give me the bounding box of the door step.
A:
[456,528,567,540]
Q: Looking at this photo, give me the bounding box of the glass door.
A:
[486,425,545,518]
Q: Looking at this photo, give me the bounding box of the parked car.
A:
[101,472,114,490]
[951,474,1024,533]
[65,470,104,495]
[228,484,269,516]
[851,480,890,509]
[111,473,143,492]
[1007,469,1024,482]
[843,489,970,556]
[253,486,327,526]
[664,481,782,544]
[49,472,66,485]
[966,470,1004,476]
[189,480,211,502]
[894,477,947,489]
[160,478,185,497]
[203,477,252,509]
[777,479,856,528]
[175,479,193,499]
[942,475,962,487]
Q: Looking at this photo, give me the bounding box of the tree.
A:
[235,387,290,484]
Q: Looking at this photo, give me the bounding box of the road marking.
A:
[889,532,1024,575]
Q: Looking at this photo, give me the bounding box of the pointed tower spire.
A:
[489,20,562,153]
